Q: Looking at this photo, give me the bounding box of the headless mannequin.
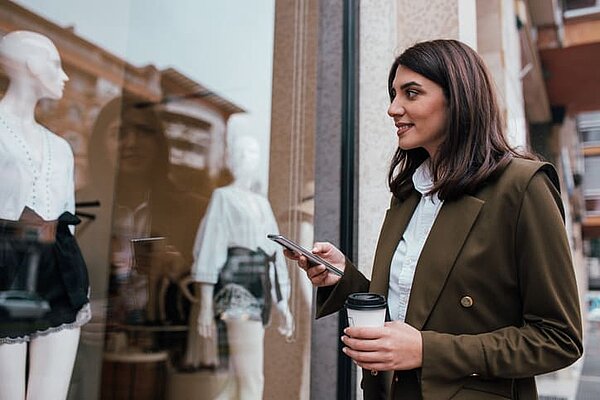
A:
[0,31,79,400]
[193,135,293,400]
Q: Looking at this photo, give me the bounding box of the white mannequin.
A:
[192,135,293,400]
[0,31,79,400]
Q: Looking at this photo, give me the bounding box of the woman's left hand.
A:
[341,321,423,372]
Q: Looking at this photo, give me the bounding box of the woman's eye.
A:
[406,90,418,99]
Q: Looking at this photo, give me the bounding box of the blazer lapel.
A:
[369,190,420,297]
[405,194,484,330]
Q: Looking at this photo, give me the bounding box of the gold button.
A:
[460,296,474,308]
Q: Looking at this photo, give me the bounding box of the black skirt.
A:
[214,246,283,326]
[0,211,90,343]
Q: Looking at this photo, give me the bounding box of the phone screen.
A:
[267,234,344,276]
[130,237,166,274]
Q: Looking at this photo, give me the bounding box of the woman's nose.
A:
[120,131,137,147]
[387,99,405,118]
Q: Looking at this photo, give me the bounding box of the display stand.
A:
[101,324,187,400]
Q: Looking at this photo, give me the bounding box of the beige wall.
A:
[357,0,475,279]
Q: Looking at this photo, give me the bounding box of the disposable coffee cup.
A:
[345,293,387,327]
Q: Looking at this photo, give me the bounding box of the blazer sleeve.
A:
[420,171,583,387]
[315,258,370,318]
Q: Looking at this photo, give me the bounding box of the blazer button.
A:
[460,296,474,308]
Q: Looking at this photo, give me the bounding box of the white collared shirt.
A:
[388,161,444,322]
[0,112,75,221]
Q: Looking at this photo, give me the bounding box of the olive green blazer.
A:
[317,159,583,400]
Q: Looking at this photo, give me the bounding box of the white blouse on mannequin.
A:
[0,111,75,222]
[191,185,290,302]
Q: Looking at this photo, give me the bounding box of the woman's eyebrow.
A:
[399,81,422,90]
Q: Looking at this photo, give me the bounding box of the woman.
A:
[287,40,582,399]
[78,96,207,325]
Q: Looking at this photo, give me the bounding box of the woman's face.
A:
[117,121,160,176]
[387,65,448,159]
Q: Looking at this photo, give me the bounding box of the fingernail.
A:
[344,328,349,334]
[342,347,347,353]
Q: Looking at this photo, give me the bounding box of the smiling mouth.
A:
[121,154,146,162]
[396,123,414,135]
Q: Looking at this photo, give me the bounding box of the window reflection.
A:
[88,97,207,398]
[1,2,313,399]
[187,135,293,398]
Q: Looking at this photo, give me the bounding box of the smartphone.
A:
[130,236,166,274]
[267,234,344,277]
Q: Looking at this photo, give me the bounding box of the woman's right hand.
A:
[284,241,345,287]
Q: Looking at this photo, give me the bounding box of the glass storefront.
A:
[3,1,598,399]
[0,1,315,399]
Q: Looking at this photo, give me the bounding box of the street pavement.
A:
[575,320,600,399]
[538,318,600,400]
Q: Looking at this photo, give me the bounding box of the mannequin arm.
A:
[196,282,215,338]
[276,300,294,338]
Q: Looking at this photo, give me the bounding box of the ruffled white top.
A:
[0,112,75,222]
[191,185,290,302]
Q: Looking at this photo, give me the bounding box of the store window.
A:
[0,1,315,399]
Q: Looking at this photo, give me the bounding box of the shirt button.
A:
[394,375,399,382]
[460,296,474,308]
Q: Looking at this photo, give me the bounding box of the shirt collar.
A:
[412,160,436,197]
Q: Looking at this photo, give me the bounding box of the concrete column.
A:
[266,0,318,399]
[477,0,528,148]
[309,1,345,399]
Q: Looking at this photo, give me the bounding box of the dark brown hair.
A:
[387,39,535,201]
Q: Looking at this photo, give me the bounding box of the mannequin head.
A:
[227,135,261,185]
[0,31,68,101]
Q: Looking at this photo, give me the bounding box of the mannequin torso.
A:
[0,30,87,400]
[0,110,75,221]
